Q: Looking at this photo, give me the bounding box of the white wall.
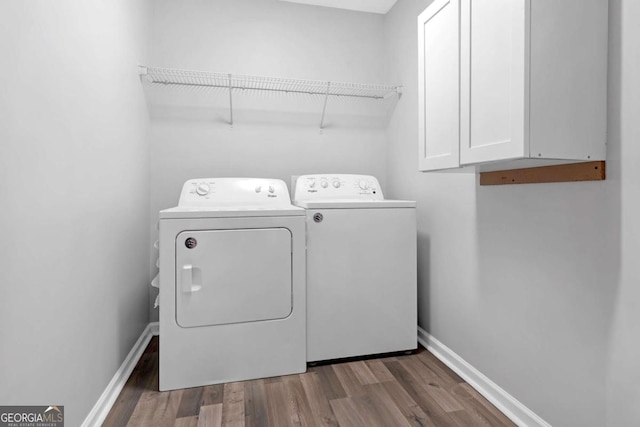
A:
[0,1,151,425]
[605,0,640,425]
[384,0,639,426]
[2,2,635,425]
[147,0,391,320]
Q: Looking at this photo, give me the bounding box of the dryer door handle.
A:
[181,264,202,293]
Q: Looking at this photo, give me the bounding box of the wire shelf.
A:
[140,66,401,100]
[139,66,402,128]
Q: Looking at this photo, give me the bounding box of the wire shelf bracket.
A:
[139,66,402,129]
[320,82,331,130]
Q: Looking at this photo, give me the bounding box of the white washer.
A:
[158,178,306,391]
[293,174,417,362]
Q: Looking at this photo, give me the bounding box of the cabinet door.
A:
[418,0,460,171]
[460,0,528,165]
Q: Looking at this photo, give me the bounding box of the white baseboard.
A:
[81,322,159,427]
[417,326,551,427]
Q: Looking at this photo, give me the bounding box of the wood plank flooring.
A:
[103,337,515,426]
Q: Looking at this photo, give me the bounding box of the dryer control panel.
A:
[293,174,384,201]
[178,178,293,207]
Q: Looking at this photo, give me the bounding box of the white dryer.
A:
[293,174,417,362]
[158,178,306,391]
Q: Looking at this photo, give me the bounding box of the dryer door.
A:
[175,228,292,328]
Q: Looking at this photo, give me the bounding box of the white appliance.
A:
[293,174,417,362]
[158,178,306,391]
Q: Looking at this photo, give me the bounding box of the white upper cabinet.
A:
[418,0,608,172]
[418,0,460,171]
[460,0,527,164]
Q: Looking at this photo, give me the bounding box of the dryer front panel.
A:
[175,228,292,328]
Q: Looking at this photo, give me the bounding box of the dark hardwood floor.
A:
[103,337,515,426]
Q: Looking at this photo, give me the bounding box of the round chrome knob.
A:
[320,181,329,188]
[332,180,341,188]
[358,180,369,190]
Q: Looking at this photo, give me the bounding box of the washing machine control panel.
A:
[178,178,293,207]
[293,174,384,201]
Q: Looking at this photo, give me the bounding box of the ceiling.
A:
[279,0,398,14]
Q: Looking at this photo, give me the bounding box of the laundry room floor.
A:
[102,337,515,427]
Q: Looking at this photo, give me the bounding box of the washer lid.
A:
[294,199,416,209]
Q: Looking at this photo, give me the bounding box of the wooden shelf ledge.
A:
[479,161,606,186]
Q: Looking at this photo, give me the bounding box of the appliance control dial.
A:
[332,179,341,189]
[196,182,210,196]
[268,185,275,193]
[308,180,316,188]
[255,186,262,193]
[320,180,329,188]
[358,180,369,190]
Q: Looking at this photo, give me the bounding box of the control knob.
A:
[255,186,262,193]
[196,182,210,196]
[358,180,369,190]
[320,180,329,188]
[332,180,341,189]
